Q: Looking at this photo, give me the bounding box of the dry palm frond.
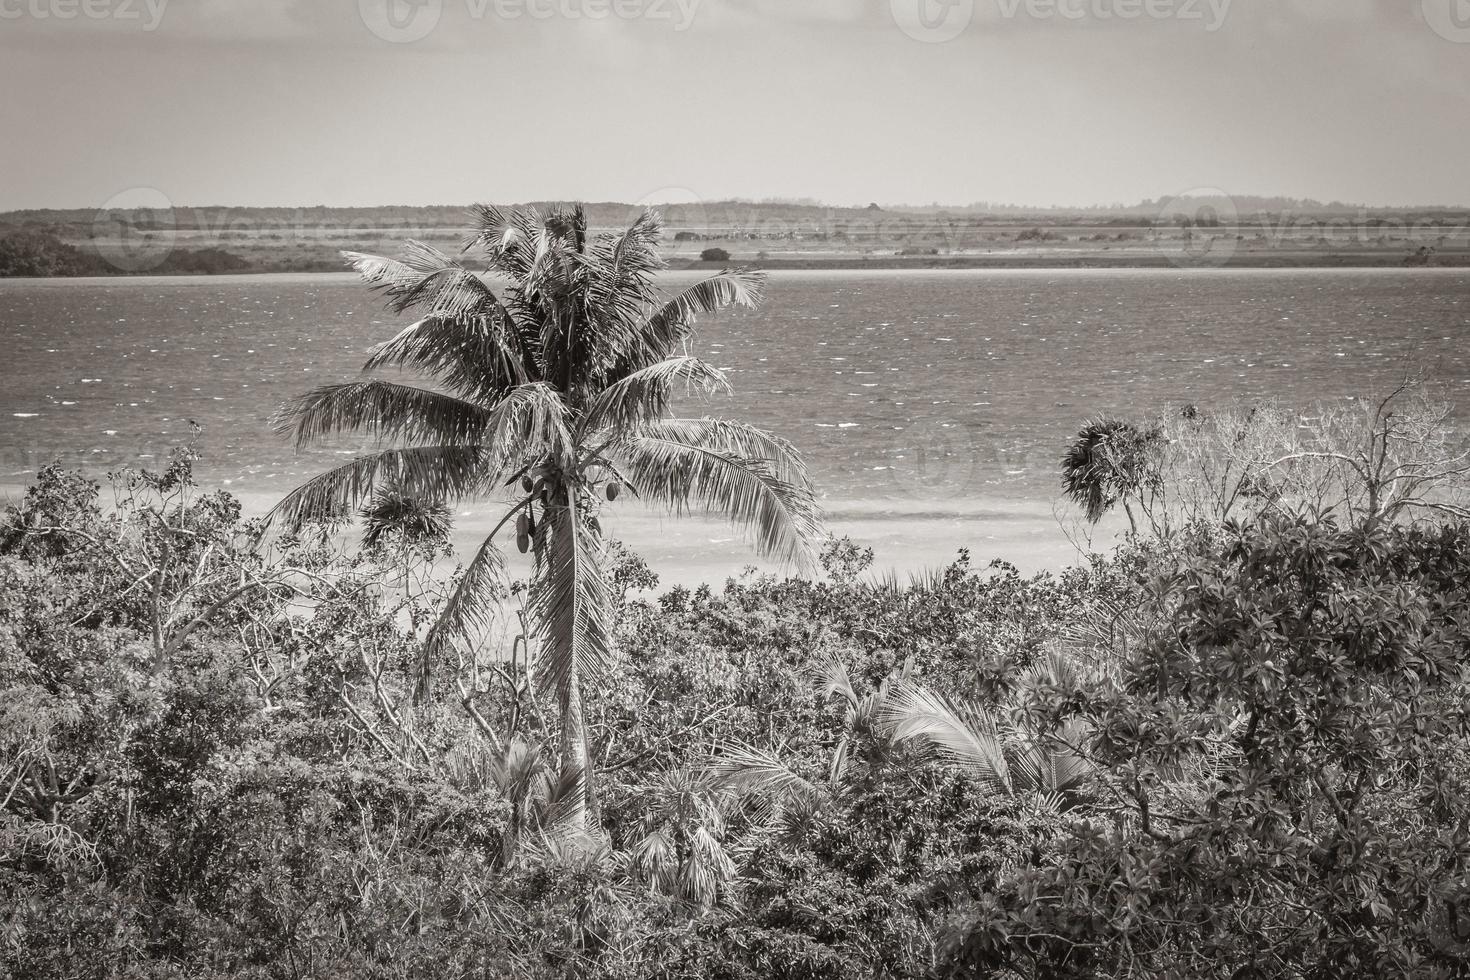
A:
[484,382,573,466]
[527,503,611,708]
[419,533,505,698]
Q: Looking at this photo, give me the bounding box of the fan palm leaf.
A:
[360,484,453,550]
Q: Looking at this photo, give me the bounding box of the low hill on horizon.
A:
[4,197,1467,277]
[5,196,1469,235]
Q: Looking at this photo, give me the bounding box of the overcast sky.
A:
[2,0,1468,210]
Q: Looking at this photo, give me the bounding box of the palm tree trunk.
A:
[560,658,594,830]
[535,507,599,833]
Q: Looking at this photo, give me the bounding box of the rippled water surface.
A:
[2,269,1468,510]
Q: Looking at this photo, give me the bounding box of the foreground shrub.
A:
[947,516,1470,979]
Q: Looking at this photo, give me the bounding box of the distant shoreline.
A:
[7,199,1468,276]
[3,250,1468,279]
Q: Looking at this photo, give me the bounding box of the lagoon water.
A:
[2,269,1468,576]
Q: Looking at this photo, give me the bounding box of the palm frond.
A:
[267,446,491,531]
[677,825,736,909]
[813,656,858,708]
[544,204,588,254]
[363,314,535,403]
[1061,417,1163,524]
[1010,720,1094,803]
[602,270,765,383]
[344,243,502,319]
[633,270,766,363]
[881,685,1013,793]
[580,357,729,435]
[419,531,505,699]
[617,428,821,568]
[485,383,574,468]
[490,736,548,805]
[631,828,676,881]
[464,203,541,279]
[651,418,811,488]
[273,380,490,449]
[828,738,851,790]
[705,745,820,803]
[526,501,612,711]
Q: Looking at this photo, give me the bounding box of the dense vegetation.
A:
[3,452,1468,978]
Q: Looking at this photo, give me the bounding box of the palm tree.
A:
[1061,417,1163,532]
[271,204,822,825]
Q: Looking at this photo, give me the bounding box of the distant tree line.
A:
[0,232,250,277]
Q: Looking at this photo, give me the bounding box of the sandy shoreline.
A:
[0,480,1110,587]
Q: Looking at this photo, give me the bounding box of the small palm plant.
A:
[880,650,1096,811]
[359,483,454,553]
[272,204,822,826]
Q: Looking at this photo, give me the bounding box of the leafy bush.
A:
[946,516,1470,979]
